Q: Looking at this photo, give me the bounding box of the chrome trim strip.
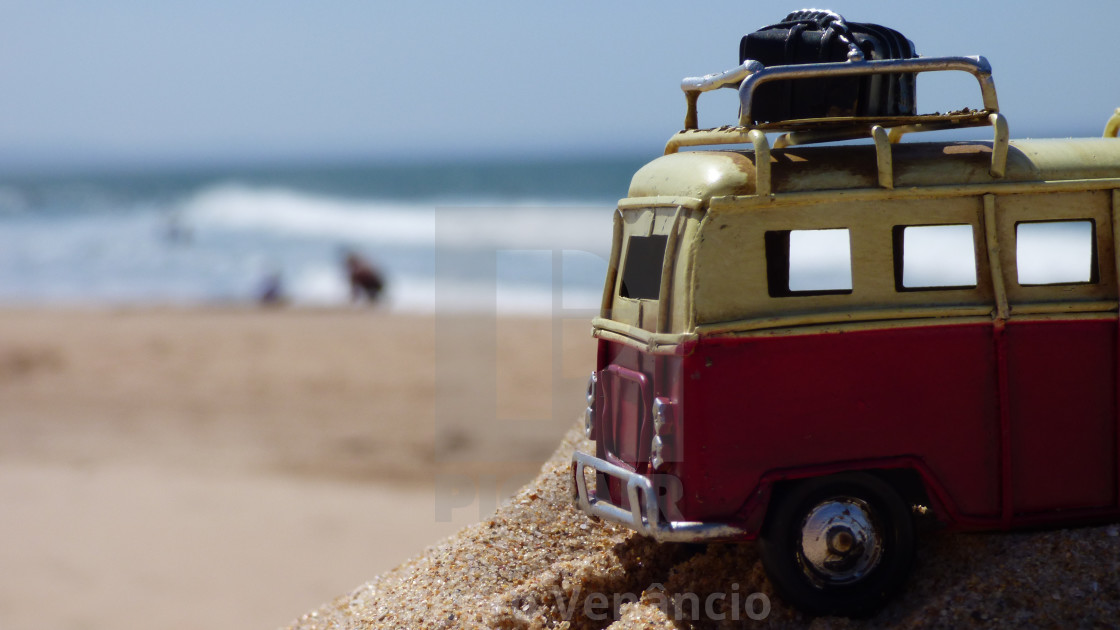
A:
[571,450,746,542]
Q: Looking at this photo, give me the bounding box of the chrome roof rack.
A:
[670,55,1009,189]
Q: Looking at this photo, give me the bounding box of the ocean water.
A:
[0,158,646,313]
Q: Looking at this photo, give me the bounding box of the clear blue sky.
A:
[1,1,1117,169]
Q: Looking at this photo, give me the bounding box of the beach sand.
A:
[0,307,594,630]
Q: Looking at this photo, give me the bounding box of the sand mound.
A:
[288,423,1120,629]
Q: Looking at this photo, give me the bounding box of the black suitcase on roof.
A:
[739,10,918,124]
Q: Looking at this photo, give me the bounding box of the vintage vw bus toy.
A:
[571,9,1120,616]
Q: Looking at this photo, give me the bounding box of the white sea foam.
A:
[179,183,615,252]
[286,263,351,306]
[367,276,604,315]
[0,181,615,313]
[180,184,435,245]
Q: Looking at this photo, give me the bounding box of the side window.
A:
[765,228,852,297]
[1015,220,1098,285]
[619,234,668,299]
[893,224,978,291]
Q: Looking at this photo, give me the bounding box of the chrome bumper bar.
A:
[571,450,746,543]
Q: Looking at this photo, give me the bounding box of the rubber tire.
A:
[758,472,915,617]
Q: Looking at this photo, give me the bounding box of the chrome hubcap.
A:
[798,497,883,585]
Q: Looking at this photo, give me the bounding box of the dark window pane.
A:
[620,235,668,300]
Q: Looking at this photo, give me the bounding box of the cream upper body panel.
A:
[601,136,1120,347]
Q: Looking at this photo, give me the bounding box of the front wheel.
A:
[758,472,915,617]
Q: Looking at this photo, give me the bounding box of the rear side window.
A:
[893,224,978,290]
[619,235,668,299]
[1016,220,1097,285]
[765,228,852,297]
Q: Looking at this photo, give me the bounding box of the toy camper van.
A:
[571,9,1120,616]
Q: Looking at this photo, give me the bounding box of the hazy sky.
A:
[1,1,1117,169]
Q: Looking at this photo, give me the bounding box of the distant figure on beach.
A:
[258,269,285,306]
[344,251,385,304]
[164,211,192,244]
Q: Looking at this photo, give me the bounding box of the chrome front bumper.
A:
[570,450,746,543]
